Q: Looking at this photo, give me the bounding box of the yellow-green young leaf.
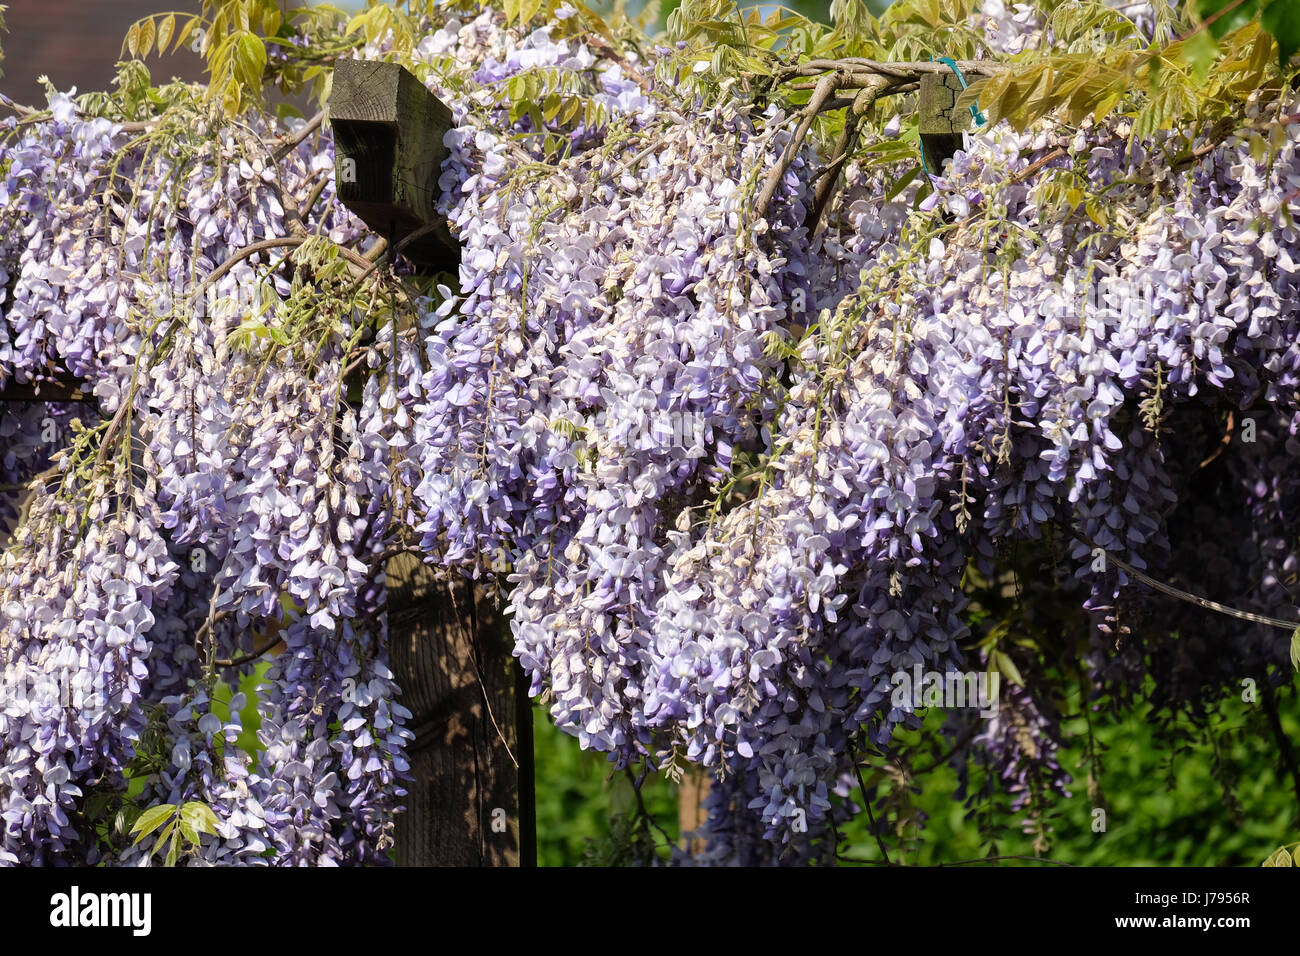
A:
[1294,845,1300,866]
[1289,624,1300,671]
[260,2,282,37]
[1263,846,1294,866]
[164,829,181,867]
[174,17,200,55]
[1061,66,1113,124]
[156,14,175,54]
[503,0,521,26]
[138,18,155,58]
[344,10,369,35]
[154,818,176,850]
[124,23,139,58]
[957,74,1005,124]
[1018,67,1061,129]
[520,0,544,26]
[130,804,176,844]
[991,71,1040,129]
[1249,131,1269,163]
[222,78,241,117]
[182,801,220,835]
[1182,29,1219,82]
[992,650,1025,687]
[234,32,267,88]
[1092,90,1122,125]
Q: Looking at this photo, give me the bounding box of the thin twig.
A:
[201,235,372,287]
[299,170,331,221]
[755,72,840,223]
[1198,409,1234,469]
[624,766,675,849]
[442,571,520,771]
[785,58,1007,81]
[806,79,890,234]
[215,635,283,668]
[852,739,892,865]
[271,111,325,163]
[1076,532,1300,631]
[1011,146,1067,184]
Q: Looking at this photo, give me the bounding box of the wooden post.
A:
[917,71,968,174]
[385,553,535,866]
[678,769,710,855]
[328,58,460,272]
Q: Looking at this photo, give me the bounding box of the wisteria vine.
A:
[2,0,1299,865]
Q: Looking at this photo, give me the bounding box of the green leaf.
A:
[181,801,220,836]
[138,17,155,59]
[1289,624,1300,671]
[164,828,181,867]
[1198,0,1261,40]
[1262,0,1300,67]
[130,804,176,844]
[234,32,267,88]
[885,165,920,202]
[1182,28,1219,82]
[520,0,544,26]
[156,14,175,54]
[1263,845,1294,866]
[992,650,1025,688]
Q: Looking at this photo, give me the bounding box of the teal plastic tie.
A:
[920,55,988,177]
[934,55,987,128]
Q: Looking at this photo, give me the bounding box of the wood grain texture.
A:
[329,59,460,271]
[385,552,535,866]
[918,72,966,173]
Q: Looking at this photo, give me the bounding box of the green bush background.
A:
[531,680,1300,866]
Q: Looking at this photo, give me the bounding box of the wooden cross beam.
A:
[0,374,92,403]
[917,71,970,174]
[329,59,461,273]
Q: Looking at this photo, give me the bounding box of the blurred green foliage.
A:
[534,678,1300,866]
[212,660,1299,865]
[532,706,682,864]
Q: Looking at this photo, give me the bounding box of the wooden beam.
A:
[329,59,460,273]
[0,375,92,403]
[917,71,968,173]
